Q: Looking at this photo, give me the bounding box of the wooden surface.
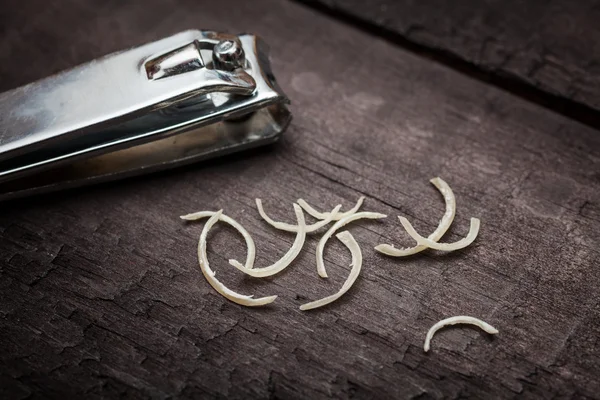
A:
[1,0,600,398]
[298,0,600,115]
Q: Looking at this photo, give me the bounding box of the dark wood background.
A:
[1,0,599,398]
[297,0,600,121]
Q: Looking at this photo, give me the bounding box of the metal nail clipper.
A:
[0,30,291,200]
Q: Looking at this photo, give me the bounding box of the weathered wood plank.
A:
[297,0,600,116]
[1,0,600,398]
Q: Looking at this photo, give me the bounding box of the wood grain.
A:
[297,0,600,115]
[1,0,600,398]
